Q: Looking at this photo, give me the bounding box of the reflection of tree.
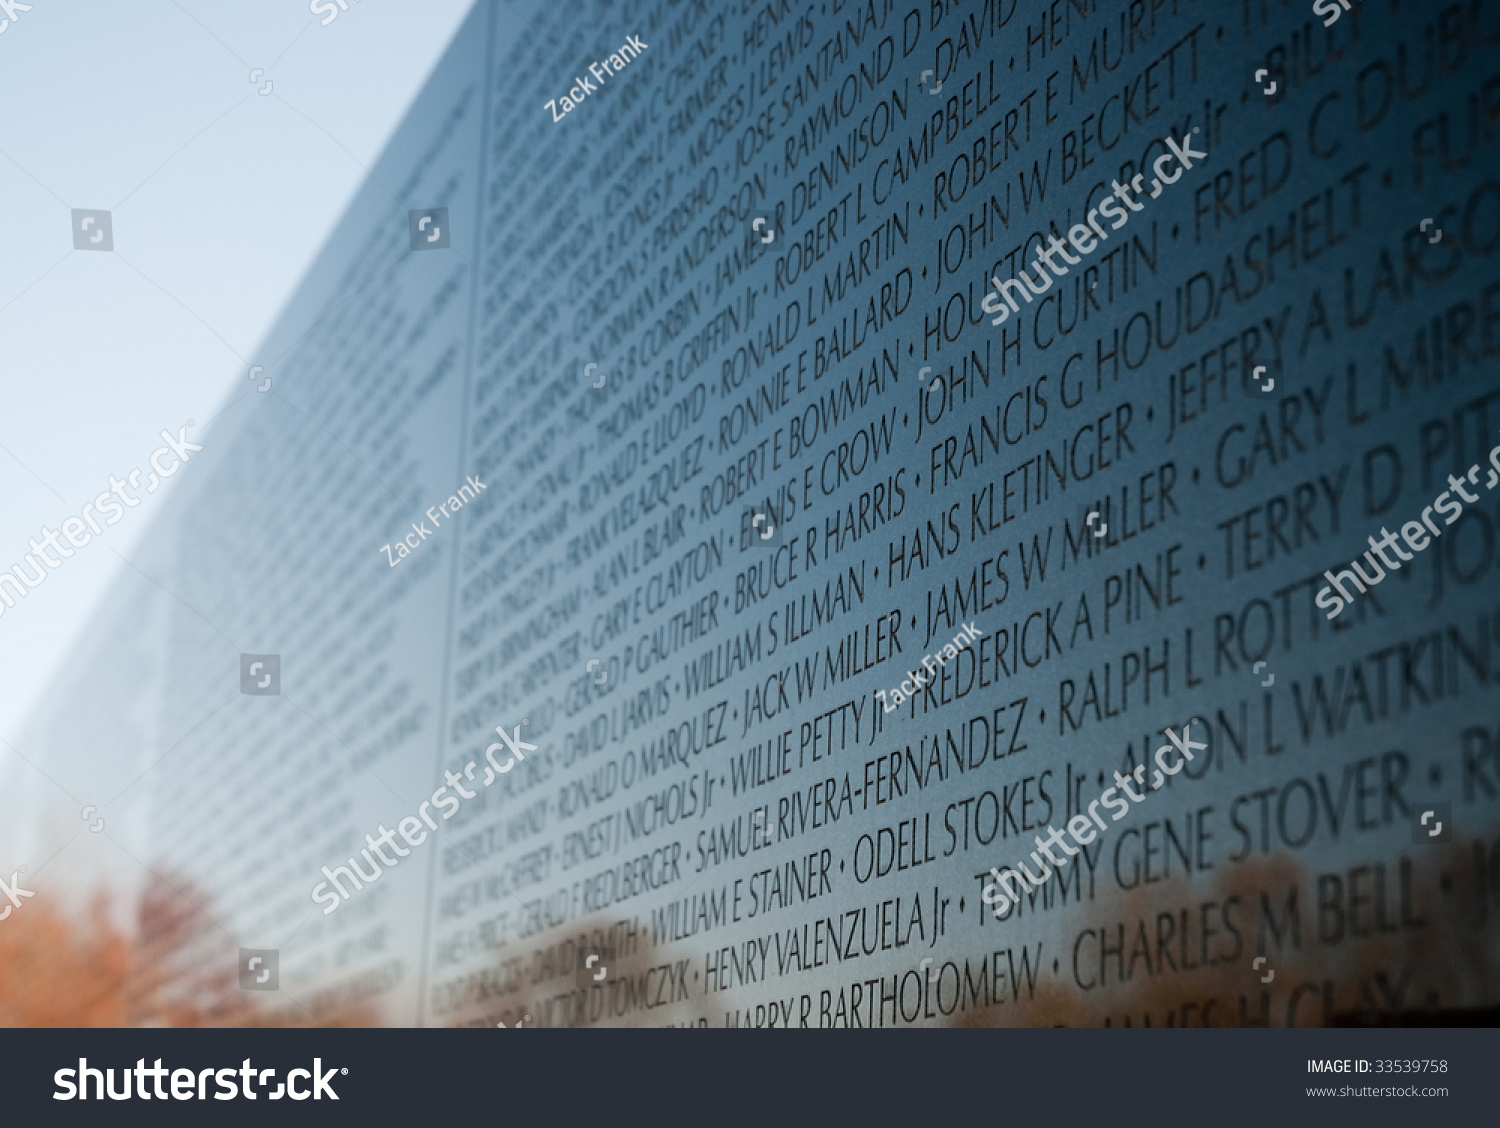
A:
[954,841,1500,1027]
[446,917,721,1029]
[13,846,1491,1027]
[0,892,131,1027]
[451,844,1500,1028]
[0,871,375,1027]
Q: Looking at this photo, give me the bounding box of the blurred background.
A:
[0,0,475,743]
[0,0,478,1024]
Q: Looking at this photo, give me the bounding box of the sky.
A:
[0,0,480,740]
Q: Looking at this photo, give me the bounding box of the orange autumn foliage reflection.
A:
[0,872,375,1028]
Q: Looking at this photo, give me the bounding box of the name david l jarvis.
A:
[546,34,648,123]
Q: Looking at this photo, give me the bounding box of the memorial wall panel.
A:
[19,0,1500,1027]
